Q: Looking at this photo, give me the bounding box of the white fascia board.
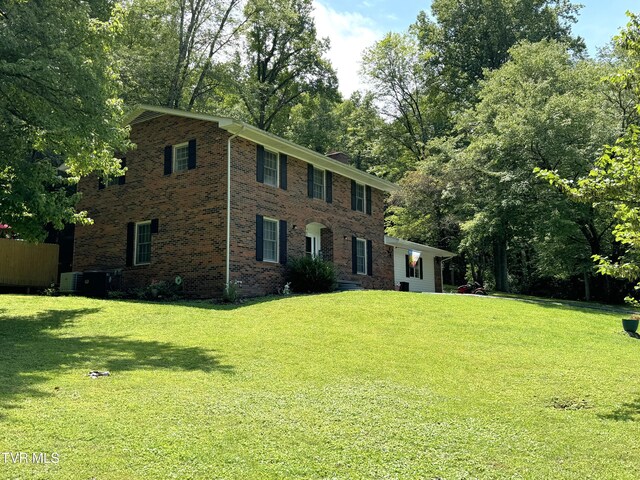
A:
[125,105,398,193]
[384,235,456,257]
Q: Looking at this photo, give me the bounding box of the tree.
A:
[0,0,130,241]
[413,0,584,105]
[538,13,640,304]
[361,32,449,164]
[459,40,619,293]
[116,0,246,110]
[233,0,338,132]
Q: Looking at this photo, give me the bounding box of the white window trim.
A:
[173,142,189,173]
[355,182,366,213]
[134,220,152,266]
[408,256,421,278]
[313,166,326,200]
[262,217,279,263]
[356,237,367,275]
[263,149,279,188]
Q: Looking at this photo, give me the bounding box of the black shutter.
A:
[256,215,264,261]
[405,254,410,277]
[256,145,265,183]
[280,154,287,190]
[98,177,105,190]
[352,236,357,274]
[164,145,172,175]
[367,239,373,276]
[279,220,287,264]
[126,222,135,267]
[419,257,423,279]
[150,218,159,234]
[326,171,333,203]
[307,164,314,198]
[118,158,126,185]
[188,139,197,170]
[351,180,356,210]
[366,186,372,215]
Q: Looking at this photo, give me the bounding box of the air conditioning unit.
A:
[59,272,83,293]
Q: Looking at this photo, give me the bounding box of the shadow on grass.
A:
[0,307,233,420]
[102,293,314,311]
[599,396,640,422]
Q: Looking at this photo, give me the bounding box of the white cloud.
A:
[312,1,383,98]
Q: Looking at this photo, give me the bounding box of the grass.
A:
[0,291,639,479]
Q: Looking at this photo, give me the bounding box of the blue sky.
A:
[312,0,637,96]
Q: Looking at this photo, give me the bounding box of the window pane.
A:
[264,151,278,186]
[174,145,189,172]
[263,219,278,262]
[136,223,151,264]
[356,183,365,212]
[313,167,324,199]
[356,239,366,274]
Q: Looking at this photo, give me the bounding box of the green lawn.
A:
[1,292,639,479]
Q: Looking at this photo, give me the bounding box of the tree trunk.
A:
[493,238,508,292]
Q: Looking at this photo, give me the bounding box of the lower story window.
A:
[135,221,151,265]
[263,218,278,262]
[356,238,367,275]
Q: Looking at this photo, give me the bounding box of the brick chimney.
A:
[326,151,351,165]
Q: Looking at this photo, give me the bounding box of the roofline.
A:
[384,235,456,257]
[124,105,399,193]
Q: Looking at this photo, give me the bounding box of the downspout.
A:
[226,128,243,286]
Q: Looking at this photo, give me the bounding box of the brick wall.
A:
[74,114,394,298]
[74,115,227,297]
[228,137,394,296]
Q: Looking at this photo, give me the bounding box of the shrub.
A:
[221,280,242,303]
[286,256,337,293]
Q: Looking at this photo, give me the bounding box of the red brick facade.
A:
[74,113,394,297]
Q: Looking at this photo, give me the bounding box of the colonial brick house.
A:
[73,105,398,297]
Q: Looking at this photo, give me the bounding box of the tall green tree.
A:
[414,0,584,105]
[538,13,640,304]
[361,32,449,164]
[116,0,246,110]
[233,0,338,132]
[0,0,130,241]
[459,40,618,292]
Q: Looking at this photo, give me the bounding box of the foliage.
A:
[0,0,130,241]
[456,40,619,292]
[361,32,449,164]
[130,279,185,301]
[232,0,338,132]
[221,280,242,303]
[1,292,639,478]
[413,0,584,104]
[116,0,245,110]
[286,255,337,293]
[537,13,640,304]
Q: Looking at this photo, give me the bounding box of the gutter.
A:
[226,128,243,287]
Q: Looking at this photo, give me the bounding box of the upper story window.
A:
[307,164,332,203]
[263,150,279,187]
[313,167,325,200]
[355,183,365,212]
[173,143,189,172]
[351,181,372,215]
[257,145,287,190]
[164,140,196,175]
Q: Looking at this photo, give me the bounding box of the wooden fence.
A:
[0,239,59,287]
